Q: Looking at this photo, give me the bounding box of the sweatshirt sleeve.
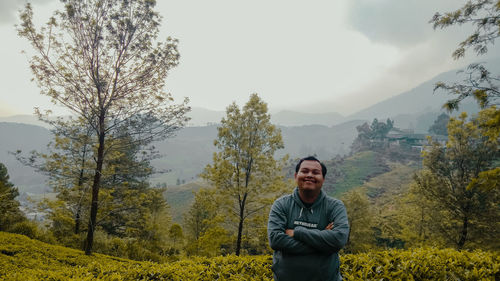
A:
[268,198,316,254]
[293,199,349,254]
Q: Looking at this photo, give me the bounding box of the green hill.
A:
[166,150,418,223]
[323,151,391,197]
[164,179,208,223]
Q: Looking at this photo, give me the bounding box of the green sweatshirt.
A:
[268,188,349,281]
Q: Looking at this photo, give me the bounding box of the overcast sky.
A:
[1,0,499,117]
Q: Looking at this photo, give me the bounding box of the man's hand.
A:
[325,222,333,230]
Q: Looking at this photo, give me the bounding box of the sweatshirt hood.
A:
[292,187,325,210]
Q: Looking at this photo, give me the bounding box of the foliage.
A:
[431,0,499,109]
[341,189,374,253]
[0,163,26,231]
[201,94,288,255]
[412,112,500,249]
[431,0,500,203]
[340,247,500,280]
[434,63,500,110]
[342,163,420,250]
[351,118,394,152]
[14,120,174,258]
[467,106,500,191]
[431,0,500,60]
[324,151,390,197]
[8,221,56,245]
[428,113,450,135]
[183,188,231,257]
[1,231,499,280]
[17,0,190,254]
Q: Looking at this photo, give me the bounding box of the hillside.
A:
[346,58,500,121]
[166,150,393,223]
[0,231,497,280]
[164,180,208,223]
[323,151,391,197]
[0,122,51,194]
[0,120,363,193]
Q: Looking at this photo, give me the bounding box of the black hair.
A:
[295,156,327,177]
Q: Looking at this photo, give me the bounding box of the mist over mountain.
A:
[344,58,500,126]
[0,115,51,128]
[1,59,497,192]
[271,111,344,127]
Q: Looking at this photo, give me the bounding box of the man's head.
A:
[294,156,326,197]
[295,156,327,177]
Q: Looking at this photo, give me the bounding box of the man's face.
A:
[295,160,324,193]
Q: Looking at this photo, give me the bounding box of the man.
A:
[268,156,349,281]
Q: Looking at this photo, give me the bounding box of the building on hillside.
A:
[386,129,447,152]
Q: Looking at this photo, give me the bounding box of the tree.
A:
[351,118,394,152]
[13,118,95,238]
[428,113,450,136]
[14,118,170,254]
[431,0,500,193]
[17,0,190,255]
[341,189,374,253]
[412,113,500,249]
[202,94,288,255]
[168,223,183,248]
[183,188,218,255]
[0,163,26,230]
[431,0,500,108]
[431,0,500,60]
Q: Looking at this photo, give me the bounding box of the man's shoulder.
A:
[275,193,293,204]
[272,192,297,208]
[322,194,345,208]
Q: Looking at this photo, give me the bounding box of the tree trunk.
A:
[235,193,247,256]
[236,215,244,256]
[75,205,81,234]
[75,141,89,235]
[457,216,468,249]
[84,130,105,255]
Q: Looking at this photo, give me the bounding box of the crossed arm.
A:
[268,199,349,255]
[285,222,333,237]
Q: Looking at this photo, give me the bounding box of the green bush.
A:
[0,231,498,280]
[8,221,56,244]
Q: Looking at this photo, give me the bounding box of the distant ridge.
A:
[271,110,344,127]
[0,115,50,128]
[346,58,500,121]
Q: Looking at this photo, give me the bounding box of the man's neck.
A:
[298,190,320,204]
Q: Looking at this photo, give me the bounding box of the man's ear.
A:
[294,172,298,180]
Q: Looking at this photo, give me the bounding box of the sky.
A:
[1,0,499,117]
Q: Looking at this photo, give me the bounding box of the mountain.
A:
[0,122,51,194]
[150,120,364,186]
[271,110,344,127]
[345,58,500,131]
[0,115,51,128]
[0,119,364,194]
[187,107,346,127]
[185,107,225,126]
[3,58,498,193]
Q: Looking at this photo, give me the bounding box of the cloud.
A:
[346,0,465,48]
[0,0,54,25]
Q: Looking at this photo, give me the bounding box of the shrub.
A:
[0,232,498,280]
